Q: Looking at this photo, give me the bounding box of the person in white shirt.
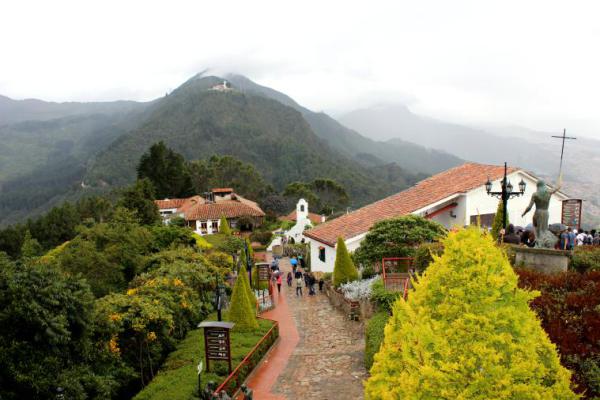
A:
[576,231,586,246]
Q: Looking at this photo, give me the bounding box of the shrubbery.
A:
[353,215,446,267]
[366,228,577,399]
[570,246,600,272]
[369,278,400,313]
[333,237,359,287]
[412,241,444,272]
[365,311,390,370]
[250,231,273,246]
[228,269,259,331]
[517,269,600,398]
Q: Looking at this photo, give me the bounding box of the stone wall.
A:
[324,282,375,321]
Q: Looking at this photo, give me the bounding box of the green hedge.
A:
[365,311,390,370]
[370,278,401,313]
[134,315,273,400]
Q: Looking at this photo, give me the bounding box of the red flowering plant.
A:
[517,269,600,398]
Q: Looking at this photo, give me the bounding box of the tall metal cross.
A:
[551,128,576,180]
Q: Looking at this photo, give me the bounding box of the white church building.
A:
[304,163,570,273]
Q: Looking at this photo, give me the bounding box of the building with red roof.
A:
[304,163,570,272]
[155,189,265,235]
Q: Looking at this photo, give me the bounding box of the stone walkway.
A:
[244,256,366,399]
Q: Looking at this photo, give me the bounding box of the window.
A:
[212,220,219,232]
[318,246,326,262]
[300,205,305,212]
[200,221,207,233]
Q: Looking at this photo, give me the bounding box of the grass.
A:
[134,313,274,400]
[203,234,229,249]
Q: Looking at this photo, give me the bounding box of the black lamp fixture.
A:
[484,162,527,230]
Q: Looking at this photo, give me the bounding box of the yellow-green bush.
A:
[365,227,577,400]
[219,215,231,236]
[333,237,358,287]
[192,233,212,250]
[228,269,258,331]
[365,311,390,370]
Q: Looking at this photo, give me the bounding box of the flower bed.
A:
[324,280,375,321]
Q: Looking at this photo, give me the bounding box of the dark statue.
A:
[522,180,561,248]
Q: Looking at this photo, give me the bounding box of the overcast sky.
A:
[1,0,599,138]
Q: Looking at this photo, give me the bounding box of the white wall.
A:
[309,171,568,272]
[286,199,313,243]
[465,172,566,228]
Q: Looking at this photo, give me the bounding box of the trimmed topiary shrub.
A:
[333,237,359,287]
[229,270,258,331]
[249,231,273,246]
[365,311,390,370]
[491,200,508,240]
[354,215,446,266]
[366,227,577,399]
[219,215,231,236]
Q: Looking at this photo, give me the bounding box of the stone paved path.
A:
[245,256,366,399]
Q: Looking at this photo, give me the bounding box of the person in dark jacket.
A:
[503,224,521,245]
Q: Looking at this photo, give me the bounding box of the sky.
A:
[1,0,599,138]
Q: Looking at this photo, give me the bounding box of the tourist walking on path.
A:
[296,275,303,297]
[276,273,282,293]
[286,271,293,287]
[290,256,298,273]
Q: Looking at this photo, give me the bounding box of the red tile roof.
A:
[304,163,517,246]
[212,188,234,193]
[186,200,265,220]
[155,198,187,209]
[280,210,324,225]
[155,193,265,221]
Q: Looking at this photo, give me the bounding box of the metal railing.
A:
[213,318,279,397]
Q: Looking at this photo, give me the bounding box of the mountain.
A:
[0,94,144,126]
[225,75,462,175]
[5,75,455,226]
[340,104,600,228]
[84,75,423,208]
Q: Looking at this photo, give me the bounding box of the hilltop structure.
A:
[305,163,570,272]
[155,188,265,235]
[280,199,325,243]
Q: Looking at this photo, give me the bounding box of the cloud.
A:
[1,0,599,138]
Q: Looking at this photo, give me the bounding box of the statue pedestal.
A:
[512,246,569,274]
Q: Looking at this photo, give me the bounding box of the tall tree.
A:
[491,200,509,241]
[365,228,577,399]
[117,179,161,226]
[137,142,193,199]
[188,155,271,200]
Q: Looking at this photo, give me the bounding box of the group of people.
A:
[559,228,599,250]
[499,223,599,249]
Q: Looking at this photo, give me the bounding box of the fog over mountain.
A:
[340,104,600,227]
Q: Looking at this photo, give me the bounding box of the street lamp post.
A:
[484,162,527,230]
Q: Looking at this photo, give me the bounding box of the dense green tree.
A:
[282,179,349,214]
[27,201,81,249]
[57,209,154,297]
[137,142,194,199]
[77,196,114,223]
[365,228,577,399]
[353,215,446,267]
[188,155,272,200]
[19,230,42,259]
[333,237,359,287]
[117,179,161,225]
[311,178,349,214]
[0,260,120,399]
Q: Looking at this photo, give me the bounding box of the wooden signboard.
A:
[198,321,234,373]
[256,262,271,282]
[562,199,582,231]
